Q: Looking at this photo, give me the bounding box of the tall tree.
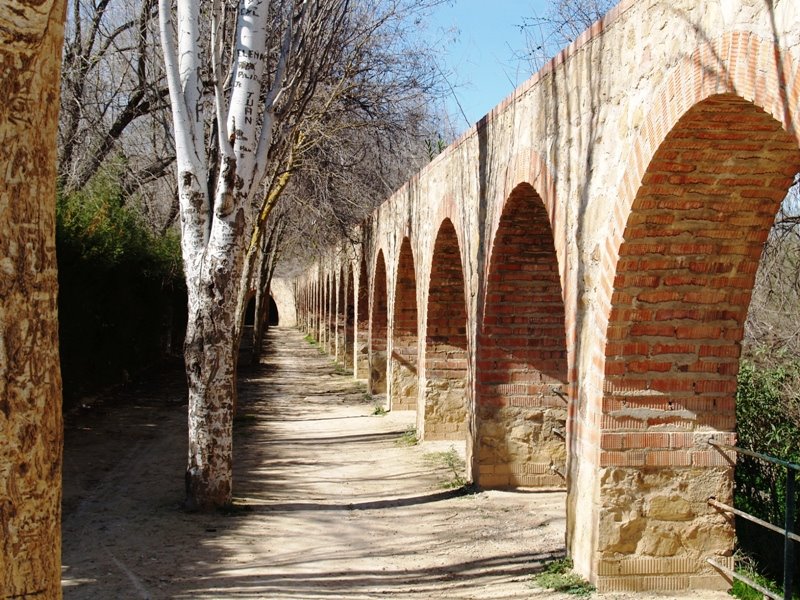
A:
[59,0,179,236]
[159,0,445,509]
[159,0,357,509]
[59,0,173,196]
[0,0,67,596]
[241,10,444,359]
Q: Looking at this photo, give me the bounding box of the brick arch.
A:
[391,237,418,411]
[326,270,336,352]
[430,197,466,269]
[477,182,568,489]
[423,219,468,441]
[594,94,800,586]
[490,152,563,286]
[336,263,347,364]
[344,264,354,370]
[369,250,388,395]
[608,31,800,278]
[355,253,369,378]
[322,273,331,347]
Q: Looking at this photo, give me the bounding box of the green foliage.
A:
[397,425,418,446]
[332,361,350,376]
[56,169,186,402]
[372,403,387,416]
[532,558,595,596]
[735,357,800,584]
[424,445,466,489]
[735,359,800,524]
[729,552,797,600]
[424,134,447,161]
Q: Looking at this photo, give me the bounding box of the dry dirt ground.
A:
[61,327,732,599]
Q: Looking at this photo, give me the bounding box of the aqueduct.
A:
[294,0,800,592]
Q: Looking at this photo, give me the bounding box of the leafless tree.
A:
[519,0,615,72]
[59,0,176,230]
[159,0,447,509]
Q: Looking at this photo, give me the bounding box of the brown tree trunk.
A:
[0,0,67,596]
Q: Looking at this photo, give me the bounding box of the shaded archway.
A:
[244,294,256,326]
[370,250,388,395]
[344,266,355,369]
[423,219,468,440]
[477,183,567,489]
[392,238,418,411]
[355,254,370,378]
[325,273,334,352]
[336,265,347,363]
[268,295,279,326]
[598,94,800,582]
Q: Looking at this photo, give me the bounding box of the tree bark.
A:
[0,0,67,596]
[183,215,247,510]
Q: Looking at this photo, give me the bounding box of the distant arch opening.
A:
[268,294,279,326]
[336,265,347,363]
[424,219,468,441]
[356,253,370,378]
[477,183,567,489]
[325,274,333,350]
[392,238,418,411]
[244,294,256,327]
[370,250,388,395]
[345,266,355,369]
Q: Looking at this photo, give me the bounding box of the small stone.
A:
[648,495,694,521]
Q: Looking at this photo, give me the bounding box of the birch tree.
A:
[0,0,66,595]
[159,0,353,509]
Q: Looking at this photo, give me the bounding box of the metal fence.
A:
[706,439,798,600]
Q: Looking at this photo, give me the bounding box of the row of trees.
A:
[58,0,452,509]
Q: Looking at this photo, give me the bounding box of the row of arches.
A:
[297,185,570,490]
[295,88,800,591]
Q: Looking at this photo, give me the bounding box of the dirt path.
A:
[61,327,729,599]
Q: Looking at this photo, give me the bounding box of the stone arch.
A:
[345,264,355,370]
[355,252,370,378]
[369,250,389,395]
[477,183,568,489]
[423,219,468,440]
[267,294,279,326]
[391,237,418,411]
[326,270,335,352]
[244,292,256,327]
[592,94,800,588]
[320,273,330,346]
[336,263,348,366]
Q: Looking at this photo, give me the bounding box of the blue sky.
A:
[426,0,551,135]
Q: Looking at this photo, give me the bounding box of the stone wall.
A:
[295,0,800,591]
[270,277,297,327]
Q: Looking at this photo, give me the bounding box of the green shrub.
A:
[734,357,800,584]
[532,558,594,596]
[735,360,800,524]
[56,169,186,402]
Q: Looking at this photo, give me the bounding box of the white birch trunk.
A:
[160,0,282,509]
[160,0,346,509]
